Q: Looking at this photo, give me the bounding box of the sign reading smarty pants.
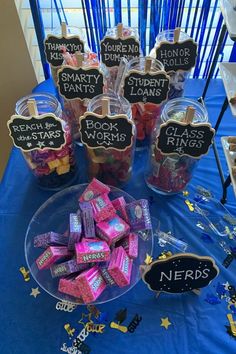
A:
[155,39,198,72]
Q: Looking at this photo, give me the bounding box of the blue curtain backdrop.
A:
[29,0,236,80]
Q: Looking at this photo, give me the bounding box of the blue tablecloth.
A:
[1,79,236,354]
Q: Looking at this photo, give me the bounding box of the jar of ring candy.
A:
[15,93,77,190]
[84,92,136,186]
[104,25,140,90]
[150,30,192,99]
[145,98,208,195]
[59,51,110,143]
[122,57,169,149]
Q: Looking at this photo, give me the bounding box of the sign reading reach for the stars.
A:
[141,253,219,294]
[7,113,66,152]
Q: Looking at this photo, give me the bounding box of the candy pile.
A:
[24,124,76,189]
[34,178,152,304]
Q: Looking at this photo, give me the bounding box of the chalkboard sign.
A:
[44,35,85,67]
[142,253,219,294]
[156,120,215,158]
[123,70,170,104]
[100,36,140,67]
[155,39,198,72]
[7,113,66,152]
[57,66,104,100]
[79,112,135,151]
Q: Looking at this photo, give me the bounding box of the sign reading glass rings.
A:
[100,36,140,67]
[7,113,66,152]
[156,120,215,158]
[44,35,85,67]
[79,112,135,151]
[57,66,104,100]
[123,70,170,104]
[155,39,198,72]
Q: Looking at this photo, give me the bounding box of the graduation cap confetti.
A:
[64,323,75,338]
[110,308,128,333]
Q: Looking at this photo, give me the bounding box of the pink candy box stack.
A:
[90,193,116,222]
[96,215,130,246]
[36,246,72,270]
[75,266,106,303]
[108,246,133,287]
[75,240,110,263]
[117,233,138,259]
[79,178,110,202]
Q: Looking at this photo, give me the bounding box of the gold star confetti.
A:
[144,253,153,265]
[160,317,171,330]
[30,287,40,298]
[183,190,189,196]
[78,313,93,327]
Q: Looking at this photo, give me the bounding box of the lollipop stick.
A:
[185,106,195,124]
[27,99,38,116]
[102,98,110,116]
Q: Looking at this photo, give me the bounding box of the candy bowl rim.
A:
[25,183,154,305]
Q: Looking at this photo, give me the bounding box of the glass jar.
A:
[150,30,192,99]
[85,92,136,186]
[122,56,168,149]
[104,26,141,90]
[15,93,77,190]
[50,26,90,85]
[145,98,208,195]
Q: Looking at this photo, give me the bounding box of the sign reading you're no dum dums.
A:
[7,114,66,152]
[57,66,104,100]
[79,112,135,151]
[123,70,170,104]
[44,35,85,67]
[157,120,215,158]
[156,39,198,72]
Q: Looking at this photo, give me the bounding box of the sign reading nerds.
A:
[156,39,197,72]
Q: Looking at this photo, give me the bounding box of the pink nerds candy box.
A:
[90,194,116,223]
[36,246,72,270]
[117,233,138,259]
[68,212,82,250]
[75,240,110,264]
[96,215,130,246]
[58,276,82,299]
[108,246,133,287]
[75,266,106,303]
[112,197,129,223]
[79,178,110,202]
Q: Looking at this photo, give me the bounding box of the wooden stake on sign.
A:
[75,51,83,68]
[117,23,123,38]
[174,27,181,42]
[145,57,152,73]
[61,22,67,37]
[102,98,110,116]
[185,106,195,124]
[27,99,38,116]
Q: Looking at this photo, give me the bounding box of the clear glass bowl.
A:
[25,184,154,304]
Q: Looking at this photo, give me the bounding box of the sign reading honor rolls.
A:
[142,253,219,294]
[7,114,66,152]
[100,36,140,67]
[79,113,135,151]
[58,67,104,100]
[123,71,170,104]
[155,39,197,72]
[44,35,84,67]
[157,121,215,158]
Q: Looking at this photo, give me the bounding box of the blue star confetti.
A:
[205,293,221,305]
[216,282,227,299]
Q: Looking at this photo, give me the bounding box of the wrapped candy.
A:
[36,246,72,270]
[107,246,133,287]
[75,240,110,263]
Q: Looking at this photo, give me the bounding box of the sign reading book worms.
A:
[79,112,135,151]
[100,36,140,67]
[44,35,85,67]
[156,120,215,158]
[7,113,66,152]
[123,70,170,104]
[155,39,198,72]
[57,67,104,100]
[141,253,219,294]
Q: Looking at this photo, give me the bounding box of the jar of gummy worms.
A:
[150,30,191,99]
[15,93,77,190]
[122,56,168,149]
[85,92,136,186]
[103,24,141,90]
[145,98,208,195]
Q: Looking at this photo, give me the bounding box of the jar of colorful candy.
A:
[145,98,208,195]
[84,92,136,186]
[150,30,192,99]
[15,93,77,190]
[122,56,168,149]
